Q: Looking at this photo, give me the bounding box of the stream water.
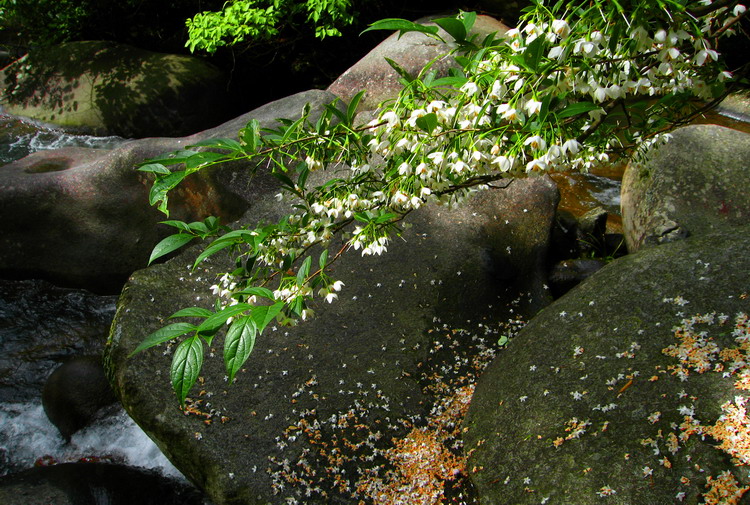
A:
[0,116,205,501]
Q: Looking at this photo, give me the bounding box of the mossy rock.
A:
[464,227,750,504]
[0,41,229,137]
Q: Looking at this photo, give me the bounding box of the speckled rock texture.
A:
[620,125,750,253]
[327,15,509,112]
[105,176,559,505]
[464,227,750,505]
[0,90,336,293]
[0,41,229,138]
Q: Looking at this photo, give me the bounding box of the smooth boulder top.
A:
[464,227,750,505]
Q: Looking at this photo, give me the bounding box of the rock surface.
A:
[328,15,509,112]
[621,125,750,252]
[464,228,750,505]
[0,90,337,293]
[0,463,205,505]
[0,41,228,138]
[105,176,559,505]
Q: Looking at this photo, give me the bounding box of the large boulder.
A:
[464,228,750,504]
[0,41,229,138]
[0,463,205,505]
[0,90,337,293]
[105,176,559,505]
[328,15,509,112]
[621,125,750,253]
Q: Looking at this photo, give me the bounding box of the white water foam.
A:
[0,401,183,480]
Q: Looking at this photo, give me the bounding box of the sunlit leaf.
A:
[148,233,195,265]
[224,317,257,382]
[171,336,203,405]
[129,322,197,357]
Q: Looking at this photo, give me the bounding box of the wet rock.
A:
[328,15,509,112]
[547,258,606,297]
[105,177,559,504]
[0,462,206,505]
[0,41,229,138]
[0,90,338,293]
[464,227,750,504]
[42,356,117,442]
[0,279,117,403]
[621,125,750,253]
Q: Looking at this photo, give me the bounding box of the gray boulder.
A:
[42,355,117,442]
[105,176,559,505]
[328,15,509,112]
[621,125,750,252]
[464,228,750,504]
[0,90,337,293]
[0,41,229,138]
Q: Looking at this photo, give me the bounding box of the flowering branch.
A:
[134,0,747,405]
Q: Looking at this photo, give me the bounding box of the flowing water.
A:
[0,116,200,499]
[0,113,125,165]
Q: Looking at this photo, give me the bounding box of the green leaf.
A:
[556,101,603,119]
[160,220,192,233]
[169,307,214,319]
[460,11,477,33]
[129,322,197,357]
[190,138,243,151]
[522,36,544,72]
[196,303,252,334]
[428,76,468,88]
[171,336,203,405]
[148,233,195,265]
[138,163,170,175]
[224,317,257,382]
[319,249,329,269]
[346,90,366,123]
[360,18,441,39]
[384,58,414,83]
[415,113,438,134]
[185,151,226,171]
[233,287,276,300]
[251,302,285,332]
[192,238,235,269]
[433,16,467,42]
[241,119,261,153]
[296,256,312,286]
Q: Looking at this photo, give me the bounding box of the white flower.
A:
[497,104,522,122]
[551,19,571,38]
[461,81,479,96]
[526,159,548,173]
[524,135,547,151]
[548,45,564,59]
[525,99,543,116]
[491,155,514,172]
[562,139,581,155]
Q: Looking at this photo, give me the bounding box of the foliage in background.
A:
[185,0,356,53]
[134,0,749,405]
[0,0,221,51]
